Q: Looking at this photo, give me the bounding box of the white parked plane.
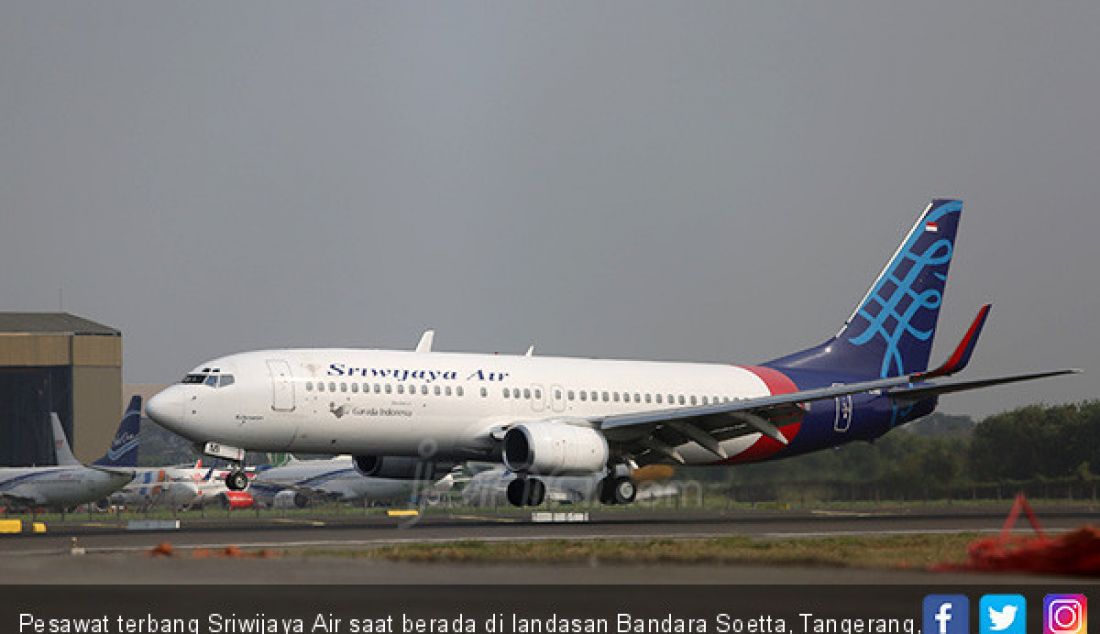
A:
[147,200,1079,507]
[0,412,135,511]
[249,455,454,508]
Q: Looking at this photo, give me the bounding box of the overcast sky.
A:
[2,2,1096,418]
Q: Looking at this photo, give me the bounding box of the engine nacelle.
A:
[352,455,449,480]
[502,420,609,476]
[272,489,309,509]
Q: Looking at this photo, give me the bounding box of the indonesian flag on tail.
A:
[925,221,940,232]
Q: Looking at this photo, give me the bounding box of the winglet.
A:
[415,330,435,353]
[916,304,991,380]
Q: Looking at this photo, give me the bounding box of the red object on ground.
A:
[935,493,1100,575]
[219,491,254,510]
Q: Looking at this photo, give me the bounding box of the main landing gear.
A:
[598,475,636,505]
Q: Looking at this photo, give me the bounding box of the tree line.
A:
[680,401,1100,502]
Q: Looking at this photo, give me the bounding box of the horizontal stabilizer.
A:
[889,369,1082,402]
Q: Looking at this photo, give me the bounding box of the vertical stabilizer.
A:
[49,413,81,466]
[767,199,962,377]
[93,395,142,467]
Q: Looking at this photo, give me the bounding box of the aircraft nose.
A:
[146,388,184,430]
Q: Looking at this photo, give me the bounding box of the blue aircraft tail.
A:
[767,199,963,378]
[93,395,142,467]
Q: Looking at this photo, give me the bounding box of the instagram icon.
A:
[1045,595,1087,634]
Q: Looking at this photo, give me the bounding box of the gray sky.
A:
[2,2,1096,418]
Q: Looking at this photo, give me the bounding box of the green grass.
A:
[295,533,978,569]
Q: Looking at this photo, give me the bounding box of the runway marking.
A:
[762,528,1070,538]
[448,514,520,523]
[271,518,327,527]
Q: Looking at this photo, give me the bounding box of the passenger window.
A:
[634,393,641,403]
[579,391,587,401]
[421,385,428,395]
[340,383,347,393]
[384,384,392,394]
[503,388,510,398]
[645,393,652,403]
[554,390,561,400]
[329,382,337,392]
[456,386,464,397]
[612,392,620,402]
[480,387,487,398]
[567,390,575,400]
[602,391,609,402]
[523,388,531,399]
[535,388,542,399]
[306,382,313,392]
[690,395,697,405]
[667,394,674,404]
[351,383,358,393]
[434,386,441,396]
[678,395,686,405]
[445,386,452,396]
[317,382,325,393]
[397,384,404,394]
[590,391,597,401]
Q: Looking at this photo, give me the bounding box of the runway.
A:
[1,506,1096,584]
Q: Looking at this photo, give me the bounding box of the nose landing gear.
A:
[225,470,249,491]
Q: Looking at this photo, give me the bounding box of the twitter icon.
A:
[981,594,1026,634]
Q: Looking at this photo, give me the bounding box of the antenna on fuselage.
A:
[525,345,535,357]
[415,330,435,353]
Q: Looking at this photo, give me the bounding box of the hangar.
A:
[0,313,122,465]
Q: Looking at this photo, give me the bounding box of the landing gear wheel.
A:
[612,477,636,505]
[226,470,248,491]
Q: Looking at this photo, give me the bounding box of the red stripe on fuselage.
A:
[716,366,802,465]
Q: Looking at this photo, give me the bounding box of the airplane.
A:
[248,454,454,508]
[146,199,1080,507]
[0,411,135,511]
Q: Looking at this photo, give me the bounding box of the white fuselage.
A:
[110,466,225,509]
[147,349,786,466]
[0,466,133,510]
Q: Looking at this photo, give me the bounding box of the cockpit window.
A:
[204,375,218,387]
[182,374,206,384]
[218,374,235,388]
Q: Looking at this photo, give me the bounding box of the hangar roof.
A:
[0,312,120,336]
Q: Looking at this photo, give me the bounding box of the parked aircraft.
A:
[0,412,135,510]
[102,396,229,510]
[147,200,1079,506]
[249,455,453,508]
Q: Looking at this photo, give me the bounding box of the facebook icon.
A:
[925,595,970,634]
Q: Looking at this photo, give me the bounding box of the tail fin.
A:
[768,199,963,378]
[49,413,81,466]
[93,395,142,467]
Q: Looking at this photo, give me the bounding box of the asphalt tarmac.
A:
[1,506,1097,584]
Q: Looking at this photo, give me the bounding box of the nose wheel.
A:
[225,470,249,491]
[506,477,546,507]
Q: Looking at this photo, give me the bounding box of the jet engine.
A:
[502,420,609,476]
[272,490,309,509]
[217,490,254,510]
[352,455,450,480]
